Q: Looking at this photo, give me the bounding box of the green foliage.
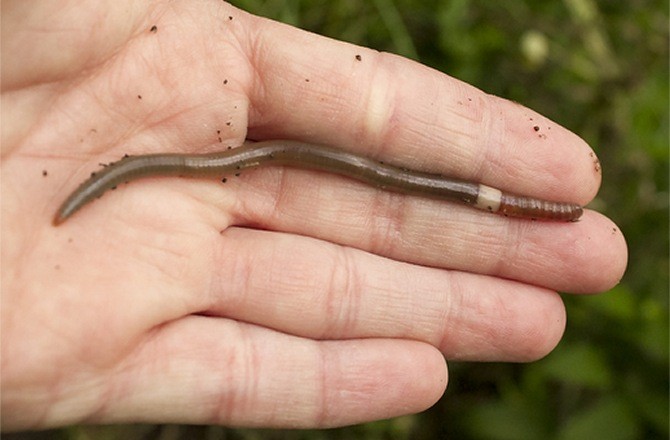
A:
[47,1,668,439]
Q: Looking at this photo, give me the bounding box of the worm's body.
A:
[53,140,583,225]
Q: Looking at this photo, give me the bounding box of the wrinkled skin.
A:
[1,0,627,431]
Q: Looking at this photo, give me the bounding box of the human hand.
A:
[1,0,627,431]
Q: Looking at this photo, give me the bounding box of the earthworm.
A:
[52,140,583,225]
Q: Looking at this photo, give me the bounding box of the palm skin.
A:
[1,0,627,431]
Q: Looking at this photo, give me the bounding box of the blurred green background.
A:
[21,0,668,439]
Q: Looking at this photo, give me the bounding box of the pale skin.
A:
[1,0,627,432]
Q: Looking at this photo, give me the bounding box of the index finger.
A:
[239,13,601,205]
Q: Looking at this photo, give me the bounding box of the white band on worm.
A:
[474,184,502,212]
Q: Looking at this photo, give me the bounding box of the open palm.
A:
[1,0,627,431]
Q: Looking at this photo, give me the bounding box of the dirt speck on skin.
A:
[532,125,546,138]
[355,54,362,61]
[150,25,157,33]
[590,151,602,174]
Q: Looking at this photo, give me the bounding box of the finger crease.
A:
[322,247,362,339]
